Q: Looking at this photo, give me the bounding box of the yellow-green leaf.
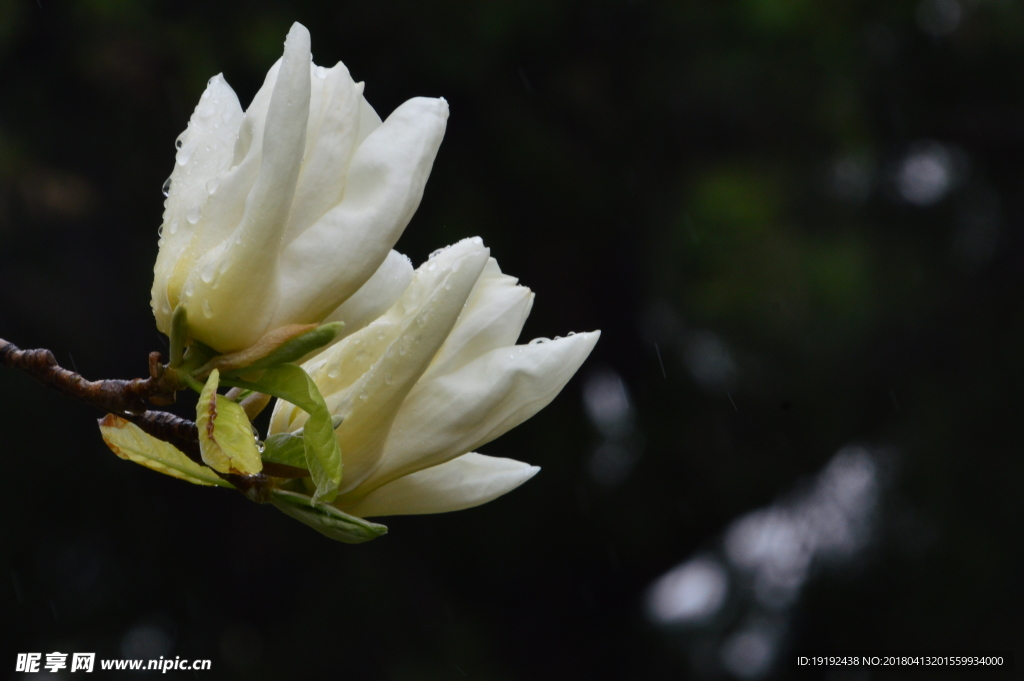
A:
[98,414,231,487]
[194,322,344,378]
[196,369,263,475]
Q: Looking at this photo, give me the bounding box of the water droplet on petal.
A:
[206,178,219,194]
[176,144,194,166]
[200,262,216,284]
[327,367,340,379]
[168,220,179,235]
[529,337,550,345]
[384,373,394,385]
[161,177,172,197]
[359,391,369,401]
[186,204,201,224]
[202,300,213,318]
[183,280,195,297]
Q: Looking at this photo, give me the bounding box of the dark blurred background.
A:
[1,1,1022,679]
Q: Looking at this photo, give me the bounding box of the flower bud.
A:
[152,22,448,353]
[269,238,600,517]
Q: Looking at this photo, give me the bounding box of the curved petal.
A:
[283,61,378,243]
[271,96,449,328]
[181,22,311,351]
[323,249,413,340]
[189,58,282,252]
[344,330,599,499]
[165,57,285,313]
[420,256,534,382]
[151,73,244,331]
[339,453,539,518]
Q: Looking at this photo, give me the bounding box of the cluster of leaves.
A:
[101,308,386,543]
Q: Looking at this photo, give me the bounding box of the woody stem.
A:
[0,337,274,502]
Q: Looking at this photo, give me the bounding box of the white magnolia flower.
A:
[269,238,600,517]
[151,22,448,353]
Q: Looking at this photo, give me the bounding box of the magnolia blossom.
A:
[136,22,600,528]
[269,238,600,517]
[151,23,447,352]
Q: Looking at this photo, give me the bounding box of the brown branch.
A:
[0,338,175,413]
[118,410,294,502]
[122,410,203,461]
[1,337,279,502]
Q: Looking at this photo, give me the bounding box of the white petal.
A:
[420,256,534,382]
[347,330,599,498]
[177,58,283,280]
[151,74,243,332]
[339,453,539,518]
[271,96,449,327]
[323,249,414,341]
[181,22,312,351]
[190,57,283,248]
[283,61,375,244]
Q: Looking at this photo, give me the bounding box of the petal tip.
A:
[403,96,450,122]
[283,23,312,61]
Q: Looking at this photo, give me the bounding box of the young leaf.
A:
[168,305,188,368]
[262,431,306,469]
[221,364,342,502]
[270,489,387,544]
[196,369,264,475]
[225,321,344,375]
[195,322,344,378]
[262,414,344,471]
[98,414,232,488]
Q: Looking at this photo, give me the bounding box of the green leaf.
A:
[98,414,232,488]
[179,340,218,375]
[270,489,387,544]
[262,431,306,468]
[221,364,342,502]
[168,304,188,368]
[196,369,264,475]
[262,415,344,470]
[223,321,343,376]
